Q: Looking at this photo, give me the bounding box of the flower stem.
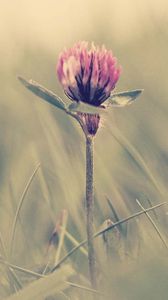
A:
[86,135,97,289]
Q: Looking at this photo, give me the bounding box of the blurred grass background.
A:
[0,0,168,299]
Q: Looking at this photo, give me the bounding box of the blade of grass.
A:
[54,210,68,265]
[0,259,43,278]
[7,269,22,290]
[63,228,88,257]
[145,196,158,219]
[0,231,7,255]
[66,281,106,296]
[106,196,123,234]
[110,126,165,197]
[0,232,22,290]
[106,197,120,223]
[5,265,74,300]
[60,291,71,300]
[9,163,40,256]
[136,199,168,250]
[51,202,166,272]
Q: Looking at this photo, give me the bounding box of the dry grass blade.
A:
[106,196,123,234]
[0,259,43,278]
[106,197,120,223]
[6,269,22,290]
[9,163,40,256]
[51,202,166,272]
[0,231,7,256]
[0,232,22,290]
[136,199,168,250]
[63,228,88,257]
[146,197,158,219]
[54,210,68,265]
[5,265,74,300]
[66,281,107,296]
[111,127,164,197]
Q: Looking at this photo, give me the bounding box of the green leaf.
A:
[6,265,74,300]
[107,89,143,107]
[18,76,67,111]
[68,101,105,114]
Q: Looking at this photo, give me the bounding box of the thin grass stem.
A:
[9,163,40,256]
[136,199,168,250]
[54,210,68,265]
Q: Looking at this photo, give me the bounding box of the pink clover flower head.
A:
[57,41,121,106]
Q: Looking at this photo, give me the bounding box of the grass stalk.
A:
[9,163,40,256]
[136,199,168,250]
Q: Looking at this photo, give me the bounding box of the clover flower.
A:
[19,41,142,289]
[57,41,121,135]
[57,41,121,106]
[19,42,141,136]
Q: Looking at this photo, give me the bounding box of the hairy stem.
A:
[86,135,97,288]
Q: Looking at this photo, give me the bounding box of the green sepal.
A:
[68,101,106,114]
